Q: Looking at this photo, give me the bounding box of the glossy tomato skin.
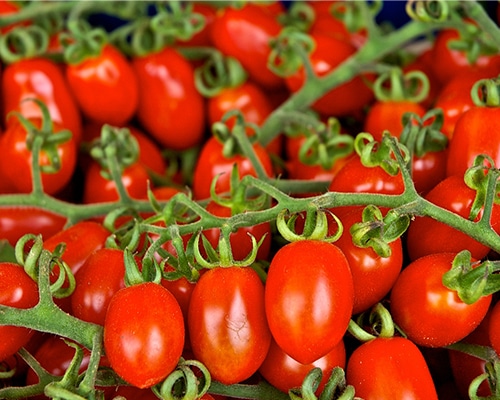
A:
[104,282,185,388]
[71,248,126,325]
[265,240,353,364]
[411,149,448,195]
[285,34,374,118]
[0,262,39,362]
[191,135,274,200]
[333,207,403,315]
[0,118,77,195]
[0,207,66,246]
[446,106,500,178]
[65,44,139,126]
[406,175,500,261]
[83,161,150,204]
[132,47,205,151]
[211,4,284,89]
[1,57,82,143]
[346,337,438,400]
[202,201,272,261]
[390,253,492,348]
[188,266,271,384]
[259,337,346,394]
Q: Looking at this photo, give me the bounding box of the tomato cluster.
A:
[2,1,500,400]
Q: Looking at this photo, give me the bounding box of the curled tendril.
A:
[150,1,205,42]
[373,68,430,103]
[60,19,108,65]
[406,0,451,22]
[471,77,500,107]
[0,24,49,64]
[290,366,356,400]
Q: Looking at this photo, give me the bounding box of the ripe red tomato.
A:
[390,252,492,348]
[259,337,346,394]
[0,262,39,362]
[411,149,448,195]
[333,206,403,314]
[285,34,374,118]
[1,57,82,143]
[201,200,272,261]
[0,118,77,195]
[82,160,150,204]
[211,3,284,89]
[446,105,500,178]
[104,282,185,388]
[191,135,274,200]
[132,47,205,151]
[488,301,500,357]
[0,1,29,34]
[265,240,353,364]
[0,207,66,246]
[71,248,126,325]
[346,337,439,399]
[65,44,139,126]
[405,174,500,261]
[188,266,271,384]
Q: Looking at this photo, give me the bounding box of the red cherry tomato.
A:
[132,47,205,151]
[0,207,66,246]
[188,266,271,385]
[285,34,374,118]
[390,252,492,348]
[0,262,39,362]
[65,44,139,126]
[104,282,185,388]
[411,149,448,195]
[346,337,439,399]
[211,3,284,89]
[259,337,346,394]
[265,240,353,364]
[191,135,274,200]
[405,175,500,261]
[0,118,77,195]
[1,57,82,143]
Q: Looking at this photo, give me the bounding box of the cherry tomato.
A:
[65,43,139,126]
[285,34,374,118]
[71,248,126,325]
[132,47,205,151]
[346,336,439,399]
[446,105,500,178]
[411,149,448,195]
[191,135,274,200]
[390,252,492,347]
[259,337,346,394]
[188,266,271,384]
[1,57,82,143]
[0,207,66,246]
[201,200,272,261]
[333,206,403,315]
[405,175,500,261]
[211,3,284,89]
[0,262,39,362]
[0,118,77,195]
[82,160,150,204]
[265,240,353,364]
[104,282,185,388]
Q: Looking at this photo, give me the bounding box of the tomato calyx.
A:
[60,19,107,65]
[373,67,430,103]
[471,76,500,107]
[350,205,410,258]
[406,0,454,23]
[278,2,314,33]
[289,366,356,400]
[0,24,49,64]
[348,303,397,342]
[442,250,500,305]
[329,0,376,38]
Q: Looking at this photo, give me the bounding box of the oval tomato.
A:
[265,240,353,364]
[346,336,438,399]
[259,337,346,394]
[405,174,500,261]
[188,266,271,385]
[211,3,284,89]
[132,47,205,151]
[390,252,492,347]
[1,57,82,143]
[285,34,374,118]
[104,282,185,388]
[0,262,39,362]
[65,43,139,126]
[191,135,274,200]
[0,207,66,246]
[0,118,77,195]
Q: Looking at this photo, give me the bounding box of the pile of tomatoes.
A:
[2,1,500,399]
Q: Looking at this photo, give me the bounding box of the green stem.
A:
[208,380,290,400]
